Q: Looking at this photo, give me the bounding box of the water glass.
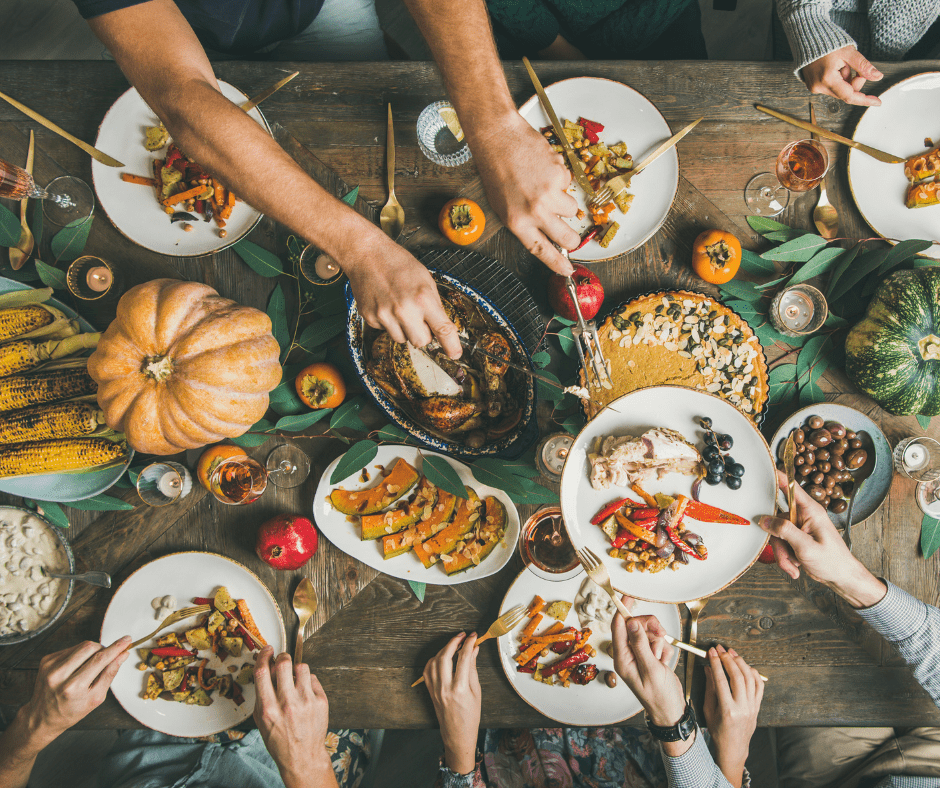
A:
[416,101,472,167]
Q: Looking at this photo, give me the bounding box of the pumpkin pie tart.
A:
[579,291,769,422]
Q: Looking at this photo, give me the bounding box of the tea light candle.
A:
[157,471,182,498]
[904,442,929,471]
[85,265,113,293]
[777,289,814,331]
[537,433,573,481]
[314,254,340,280]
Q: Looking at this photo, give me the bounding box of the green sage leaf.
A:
[921,514,940,559]
[788,247,848,286]
[330,439,379,484]
[232,239,284,277]
[0,203,21,247]
[760,233,828,262]
[35,260,67,290]
[421,454,467,500]
[266,284,290,359]
[276,409,332,432]
[50,217,93,262]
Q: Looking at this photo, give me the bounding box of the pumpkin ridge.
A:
[168,310,275,360]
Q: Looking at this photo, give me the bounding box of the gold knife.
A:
[626,117,704,182]
[522,57,596,199]
[783,433,797,523]
[755,104,905,164]
[0,89,124,168]
[239,71,300,113]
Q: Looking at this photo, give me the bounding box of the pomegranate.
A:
[547,264,604,322]
[255,514,318,570]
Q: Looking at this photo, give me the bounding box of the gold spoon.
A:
[292,577,318,664]
[9,130,35,270]
[810,104,839,240]
[379,103,404,240]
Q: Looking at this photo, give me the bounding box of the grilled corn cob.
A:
[0,401,105,444]
[0,305,54,342]
[0,437,128,478]
[0,333,101,378]
[0,367,97,412]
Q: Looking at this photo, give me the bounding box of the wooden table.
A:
[0,59,938,730]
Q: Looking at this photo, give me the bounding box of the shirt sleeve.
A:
[774,0,857,76]
[663,728,735,788]
[485,0,560,54]
[857,580,940,709]
[70,0,151,20]
[435,755,487,788]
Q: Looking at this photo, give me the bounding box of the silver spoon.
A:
[43,569,111,588]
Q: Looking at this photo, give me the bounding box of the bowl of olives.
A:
[770,404,892,528]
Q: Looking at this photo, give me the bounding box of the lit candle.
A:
[85,265,113,293]
[777,289,814,331]
[540,434,573,476]
[904,443,929,471]
[157,471,182,499]
[314,254,340,280]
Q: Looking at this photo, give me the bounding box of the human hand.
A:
[611,607,684,727]
[20,636,131,746]
[703,645,763,787]
[253,647,337,787]
[759,469,886,608]
[537,35,586,60]
[422,632,481,775]
[341,236,461,358]
[471,113,580,276]
[801,45,883,107]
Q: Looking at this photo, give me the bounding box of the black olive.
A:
[702,445,720,461]
[725,475,742,490]
[699,417,713,429]
[171,211,199,223]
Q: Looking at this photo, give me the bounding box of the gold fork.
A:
[411,603,528,687]
[128,604,212,649]
[575,546,768,681]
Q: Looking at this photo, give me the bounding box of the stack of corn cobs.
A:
[0,288,127,478]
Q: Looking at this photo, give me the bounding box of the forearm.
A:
[713,751,746,788]
[831,560,887,610]
[280,756,339,788]
[0,708,56,788]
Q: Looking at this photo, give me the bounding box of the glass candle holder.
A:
[298,244,345,286]
[519,506,582,582]
[416,101,472,167]
[893,436,940,482]
[535,432,573,484]
[916,479,940,518]
[769,284,828,337]
[66,255,121,301]
[136,461,193,506]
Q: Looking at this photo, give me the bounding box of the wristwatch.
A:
[645,702,697,742]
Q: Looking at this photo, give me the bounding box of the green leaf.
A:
[875,239,935,277]
[760,234,828,262]
[266,284,290,359]
[276,409,332,432]
[127,464,146,487]
[66,493,134,512]
[34,260,67,290]
[537,370,565,403]
[374,424,409,443]
[407,580,426,602]
[557,327,577,357]
[297,316,345,350]
[0,203,21,247]
[746,215,792,234]
[763,229,798,242]
[797,335,830,385]
[552,314,575,326]
[921,515,940,559]
[718,279,761,303]
[825,312,849,328]
[330,439,379,484]
[916,414,933,430]
[723,299,765,321]
[756,322,805,349]
[788,247,848,286]
[824,243,862,298]
[531,350,552,369]
[768,363,798,404]
[3,265,41,283]
[230,432,274,448]
[231,239,284,278]
[469,457,526,495]
[330,398,365,431]
[269,380,306,416]
[828,246,890,302]
[561,414,583,434]
[50,217,92,262]
[739,249,777,275]
[755,275,790,291]
[33,501,69,528]
[509,475,559,505]
[421,454,467,500]
[340,186,359,207]
[30,196,43,248]
[799,377,825,406]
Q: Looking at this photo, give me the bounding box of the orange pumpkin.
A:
[439,198,485,245]
[691,230,742,285]
[196,444,248,490]
[87,279,282,455]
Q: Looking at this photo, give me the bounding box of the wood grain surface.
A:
[0,59,938,730]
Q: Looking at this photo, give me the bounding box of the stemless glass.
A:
[892,436,940,481]
[745,138,829,216]
[0,158,94,227]
[208,456,268,505]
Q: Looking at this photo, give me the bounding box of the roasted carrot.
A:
[573,628,592,651]
[524,632,577,646]
[528,596,545,617]
[162,184,213,207]
[630,483,658,508]
[235,599,267,647]
[515,642,544,665]
[213,182,226,207]
[218,189,236,220]
[521,613,542,639]
[121,173,158,187]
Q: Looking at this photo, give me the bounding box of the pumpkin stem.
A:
[142,355,174,382]
[919,333,940,362]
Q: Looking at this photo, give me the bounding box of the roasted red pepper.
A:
[543,647,589,677]
[591,497,640,525]
[517,656,538,674]
[151,646,195,658]
[665,526,705,560]
[222,610,258,651]
[631,507,661,520]
[572,227,598,252]
[611,528,633,549]
[584,128,599,144]
[550,627,579,653]
[685,500,749,525]
[578,117,605,133]
[192,597,212,605]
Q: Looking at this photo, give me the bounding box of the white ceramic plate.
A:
[0,277,133,502]
[848,71,940,259]
[313,445,520,585]
[497,567,680,725]
[92,82,267,257]
[100,552,286,738]
[518,76,679,262]
[560,386,775,603]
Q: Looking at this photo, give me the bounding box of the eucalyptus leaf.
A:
[746,216,791,234]
[763,229,798,242]
[718,279,761,303]
[557,327,577,357]
[531,350,551,369]
[35,260,67,290]
[768,363,798,404]
[828,247,890,302]
[788,247,848,286]
[266,284,290,359]
[3,266,40,283]
[340,186,359,207]
[374,424,409,442]
[553,314,575,326]
[760,233,828,262]
[756,322,804,348]
[0,203,20,247]
[66,493,134,512]
[537,370,565,403]
[739,248,777,275]
[469,458,526,495]
[916,414,933,430]
[825,312,849,328]
[797,335,830,384]
[269,380,306,416]
[50,217,93,262]
[755,275,790,291]
[421,454,467,500]
[330,439,379,484]
[297,316,345,350]
[407,580,426,602]
[230,432,274,448]
[561,414,584,434]
[875,239,934,277]
[509,475,559,505]
[33,501,69,528]
[330,398,365,431]
[799,377,825,406]
[232,239,284,277]
[276,409,332,432]
[127,464,147,487]
[921,514,940,559]
[723,300,764,320]
[824,243,862,298]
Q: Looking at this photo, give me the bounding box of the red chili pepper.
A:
[578,117,605,133]
[543,647,589,677]
[151,646,196,657]
[591,497,635,525]
[550,627,578,653]
[631,507,661,520]
[572,227,598,252]
[222,610,257,651]
[517,656,538,674]
[665,526,705,560]
[685,500,749,525]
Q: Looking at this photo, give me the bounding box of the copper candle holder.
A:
[66,255,121,301]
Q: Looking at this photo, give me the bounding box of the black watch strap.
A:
[645,702,697,742]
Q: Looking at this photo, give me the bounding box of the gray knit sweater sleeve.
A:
[775,0,856,74]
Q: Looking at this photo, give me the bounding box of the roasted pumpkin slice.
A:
[361,477,438,540]
[330,457,419,515]
[443,496,507,575]
[413,487,481,569]
[382,488,458,558]
[906,180,940,209]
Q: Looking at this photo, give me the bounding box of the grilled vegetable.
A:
[0,401,105,444]
[0,366,97,412]
[0,333,100,378]
[0,437,128,478]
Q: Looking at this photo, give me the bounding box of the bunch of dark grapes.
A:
[698,417,745,490]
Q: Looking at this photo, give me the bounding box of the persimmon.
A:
[439,198,485,245]
[691,230,742,284]
[295,362,346,409]
[196,444,248,491]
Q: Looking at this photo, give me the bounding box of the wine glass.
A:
[265,442,312,489]
[745,138,829,216]
[208,456,268,505]
[519,506,583,582]
[0,158,94,227]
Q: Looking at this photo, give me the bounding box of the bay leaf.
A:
[232,239,284,277]
[330,439,379,484]
[421,454,467,500]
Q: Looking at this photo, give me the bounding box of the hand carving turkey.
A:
[87,279,281,454]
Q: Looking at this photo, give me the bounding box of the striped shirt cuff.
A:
[776,3,857,76]
[857,580,929,643]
